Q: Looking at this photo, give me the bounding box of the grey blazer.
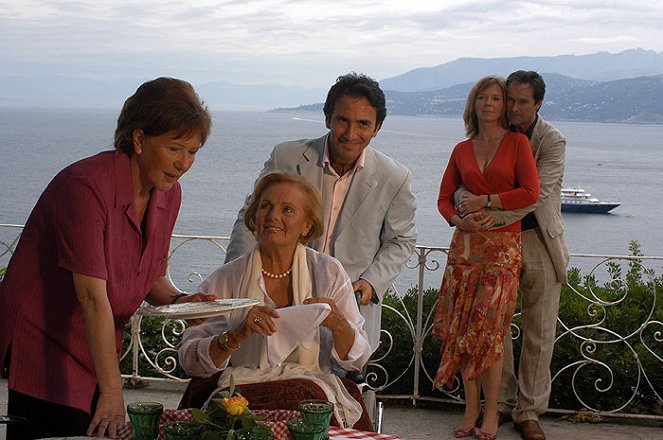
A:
[225,134,418,349]
[490,116,569,283]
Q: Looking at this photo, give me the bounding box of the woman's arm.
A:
[145,276,217,306]
[178,304,279,376]
[303,297,355,359]
[72,273,125,438]
[307,256,372,369]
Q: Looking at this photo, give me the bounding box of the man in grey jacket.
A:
[225,73,417,353]
[492,71,568,440]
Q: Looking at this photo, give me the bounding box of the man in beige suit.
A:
[225,73,417,354]
[489,71,568,440]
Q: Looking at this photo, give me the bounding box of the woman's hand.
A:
[239,305,280,338]
[453,211,495,231]
[86,388,125,438]
[174,292,218,326]
[303,297,354,359]
[175,292,218,303]
[303,297,347,331]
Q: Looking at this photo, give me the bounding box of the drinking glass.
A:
[163,420,204,440]
[126,401,164,440]
[287,418,325,440]
[235,425,275,440]
[298,400,334,440]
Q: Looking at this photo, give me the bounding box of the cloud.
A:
[1,0,662,86]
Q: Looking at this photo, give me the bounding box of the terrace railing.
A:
[1,224,661,421]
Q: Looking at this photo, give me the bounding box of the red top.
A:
[437,132,540,232]
[0,151,181,412]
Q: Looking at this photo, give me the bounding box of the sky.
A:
[2,0,663,88]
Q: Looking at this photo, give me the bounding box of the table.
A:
[113,408,404,440]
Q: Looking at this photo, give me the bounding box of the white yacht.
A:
[561,187,620,213]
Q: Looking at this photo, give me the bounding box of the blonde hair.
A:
[244,172,323,244]
[462,76,508,138]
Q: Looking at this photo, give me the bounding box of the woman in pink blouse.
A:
[0,78,216,439]
[432,76,540,440]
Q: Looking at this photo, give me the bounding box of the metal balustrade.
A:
[1,224,661,420]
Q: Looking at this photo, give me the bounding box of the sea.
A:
[1,108,662,290]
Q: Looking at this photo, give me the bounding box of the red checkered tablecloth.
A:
[116,408,403,440]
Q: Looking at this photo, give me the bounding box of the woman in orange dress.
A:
[432,76,540,440]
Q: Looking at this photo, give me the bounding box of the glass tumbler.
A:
[163,420,204,440]
[298,400,334,440]
[126,401,164,440]
[236,425,275,440]
[287,418,325,440]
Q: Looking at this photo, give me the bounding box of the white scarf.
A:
[207,243,362,427]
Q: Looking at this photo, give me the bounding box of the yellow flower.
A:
[221,395,249,416]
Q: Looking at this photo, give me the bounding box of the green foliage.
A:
[122,241,662,415]
[371,241,662,414]
[192,377,270,440]
[549,241,663,414]
[373,286,443,397]
[120,316,188,378]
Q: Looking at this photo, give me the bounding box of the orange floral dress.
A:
[432,229,522,388]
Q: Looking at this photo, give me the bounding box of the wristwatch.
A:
[485,194,492,208]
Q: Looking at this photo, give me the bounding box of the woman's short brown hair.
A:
[244,172,324,245]
[114,77,212,156]
[463,75,508,138]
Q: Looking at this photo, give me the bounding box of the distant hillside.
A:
[274,74,663,124]
[379,49,663,92]
[0,75,326,111]
[3,49,663,118]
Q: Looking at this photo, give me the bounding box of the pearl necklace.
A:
[261,266,292,279]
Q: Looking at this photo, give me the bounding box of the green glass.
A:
[163,420,204,440]
[298,400,334,440]
[235,426,275,440]
[287,418,325,440]
[127,401,163,440]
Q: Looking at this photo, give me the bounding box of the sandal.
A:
[453,409,483,438]
[474,427,497,440]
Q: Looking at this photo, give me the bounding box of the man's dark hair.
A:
[323,73,387,127]
[506,70,546,104]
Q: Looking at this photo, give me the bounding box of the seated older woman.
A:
[178,171,372,429]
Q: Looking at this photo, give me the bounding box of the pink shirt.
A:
[316,141,366,254]
[0,151,181,412]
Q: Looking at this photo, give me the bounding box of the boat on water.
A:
[561,188,620,214]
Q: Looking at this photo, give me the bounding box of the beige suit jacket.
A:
[490,116,569,283]
[225,134,417,349]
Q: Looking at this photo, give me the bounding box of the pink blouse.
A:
[0,151,181,412]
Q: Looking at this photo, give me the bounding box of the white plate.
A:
[138,298,260,319]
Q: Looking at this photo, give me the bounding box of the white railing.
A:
[1,224,661,420]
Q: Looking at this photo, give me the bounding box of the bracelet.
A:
[485,194,492,208]
[171,293,188,304]
[219,331,240,352]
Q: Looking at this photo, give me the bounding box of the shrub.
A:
[370,241,662,414]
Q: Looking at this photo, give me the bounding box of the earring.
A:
[136,149,142,155]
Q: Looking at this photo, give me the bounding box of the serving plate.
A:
[138,298,259,319]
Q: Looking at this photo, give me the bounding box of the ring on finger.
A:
[253,316,262,324]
